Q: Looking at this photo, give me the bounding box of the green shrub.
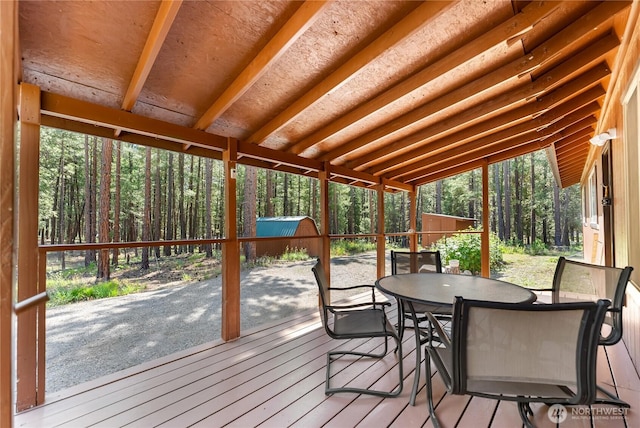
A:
[431,228,504,274]
[48,280,144,306]
[281,247,310,261]
[330,239,377,256]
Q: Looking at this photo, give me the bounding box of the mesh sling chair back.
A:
[311,259,403,397]
[390,250,445,340]
[549,256,633,407]
[425,297,610,428]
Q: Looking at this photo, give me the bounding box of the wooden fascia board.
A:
[331,3,623,167]
[121,0,183,112]
[193,1,330,131]
[247,1,452,144]
[287,0,559,155]
[41,91,227,151]
[369,58,612,176]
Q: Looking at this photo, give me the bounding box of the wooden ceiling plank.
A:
[193,1,330,131]
[558,152,590,169]
[41,91,228,150]
[362,63,609,175]
[325,2,624,165]
[122,0,183,112]
[287,0,559,155]
[247,1,453,144]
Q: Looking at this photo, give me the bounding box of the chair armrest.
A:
[329,284,377,301]
[327,301,390,312]
[426,312,451,348]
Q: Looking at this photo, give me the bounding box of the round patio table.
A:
[375,272,537,405]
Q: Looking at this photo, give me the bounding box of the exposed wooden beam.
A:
[369,54,612,177]
[327,2,624,166]
[287,0,558,155]
[194,1,330,131]
[399,89,604,184]
[391,113,598,182]
[247,1,452,144]
[380,74,607,181]
[41,91,227,151]
[121,0,183,112]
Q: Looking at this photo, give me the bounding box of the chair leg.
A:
[595,384,630,408]
[325,334,403,398]
[517,402,535,428]
[425,351,441,428]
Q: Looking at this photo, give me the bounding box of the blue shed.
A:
[255,216,320,257]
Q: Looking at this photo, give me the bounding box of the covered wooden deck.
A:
[14,294,640,428]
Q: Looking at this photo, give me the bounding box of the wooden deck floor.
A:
[14,293,640,428]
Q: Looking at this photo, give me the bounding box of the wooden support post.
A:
[377,183,386,279]
[409,187,418,251]
[481,161,490,277]
[319,164,331,298]
[222,138,240,341]
[1,0,17,423]
[16,83,41,411]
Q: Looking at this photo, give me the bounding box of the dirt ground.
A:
[45,253,384,394]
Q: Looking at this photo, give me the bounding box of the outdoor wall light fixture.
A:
[589,128,617,146]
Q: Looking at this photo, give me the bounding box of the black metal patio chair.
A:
[543,257,634,407]
[425,297,610,428]
[390,250,446,341]
[312,259,403,397]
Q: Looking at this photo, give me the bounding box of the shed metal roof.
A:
[256,216,316,237]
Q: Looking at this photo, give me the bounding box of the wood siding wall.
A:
[583,3,640,369]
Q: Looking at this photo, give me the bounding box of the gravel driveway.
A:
[46,253,386,394]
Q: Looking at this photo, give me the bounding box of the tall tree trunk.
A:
[141,147,152,270]
[562,188,570,246]
[529,153,536,244]
[84,135,96,266]
[243,166,257,261]
[112,141,121,266]
[504,160,511,241]
[153,152,162,258]
[542,165,549,244]
[97,138,112,280]
[58,135,66,269]
[553,182,561,246]
[468,170,475,219]
[514,158,523,243]
[205,158,213,258]
[435,180,442,213]
[178,153,186,253]
[495,163,504,240]
[164,152,174,256]
[283,174,289,216]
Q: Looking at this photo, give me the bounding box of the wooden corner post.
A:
[377,183,385,279]
[319,163,330,300]
[222,138,240,341]
[16,83,42,411]
[481,160,490,277]
[1,0,18,423]
[409,186,417,252]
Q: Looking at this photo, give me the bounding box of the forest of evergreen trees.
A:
[39,127,582,274]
